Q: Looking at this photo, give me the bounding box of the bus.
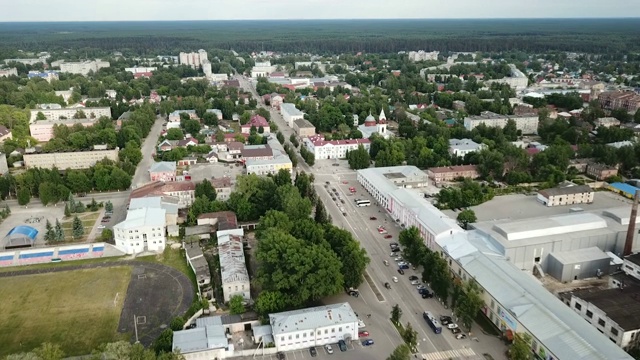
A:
[423,311,442,334]
[355,199,371,207]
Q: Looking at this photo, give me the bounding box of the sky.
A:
[0,0,639,22]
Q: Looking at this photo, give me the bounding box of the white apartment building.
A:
[483,64,529,91]
[407,50,439,62]
[59,60,110,76]
[179,50,208,69]
[30,107,111,123]
[270,303,359,351]
[0,68,18,77]
[29,118,96,142]
[251,61,276,78]
[218,228,250,302]
[303,135,370,160]
[23,148,118,169]
[125,66,157,74]
[113,207,166,254]
[280,103,305,127]
[463,111,539,134]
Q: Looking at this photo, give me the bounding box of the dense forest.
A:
[0,19,639,56]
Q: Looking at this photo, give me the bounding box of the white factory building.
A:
[270,303,359,351]
[280,103,305,127]
[357,165,634,360]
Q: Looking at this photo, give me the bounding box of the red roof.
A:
[241,115,269,129]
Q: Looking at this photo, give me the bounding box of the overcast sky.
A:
[1,0,639,22]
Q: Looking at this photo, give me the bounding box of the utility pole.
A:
[134,314,139,343]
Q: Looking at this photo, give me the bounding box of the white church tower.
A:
[377,109,387,135]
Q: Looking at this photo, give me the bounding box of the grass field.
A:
[0,266,132,357]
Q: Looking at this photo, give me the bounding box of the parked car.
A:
[309,347,317,357]
[408,275,419,281]
[410,280,420,285]
[391,247,401,252]
[97,225,105,229]
[394,257,403,262]
[448,323,459,329]
[416,284,426,290]
[389,242,399,248]
[325,344,334,354]
[397,269,405,275]
[370,216,377,220]
[276,352,285,360]
[362,339,374,346]
[384,235,393,239]
[384,282,391,289]
[440,316,452,325]
[398,264,409,270]
[358,331,370,337]
[338,340,347,352]
[392,276,398,283]
[358,319,366,328]
[421,291,434,298]
[451,327,462,334]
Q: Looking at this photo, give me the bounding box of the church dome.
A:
[364,113,376,127]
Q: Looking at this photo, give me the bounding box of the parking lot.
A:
[239,340,376,360]
[187,162,245,183]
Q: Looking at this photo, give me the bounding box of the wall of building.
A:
[114,225,165,254]
[274,321,358,351]
[23,149,118,169]
[223,280,250,302]
[547,256,610,282]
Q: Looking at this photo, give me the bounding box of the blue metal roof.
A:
[609,182,640,196]
[6,225,38,240]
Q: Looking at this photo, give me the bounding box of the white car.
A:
[97,225,105,229]
[416,284,426,290]
[397,261,408,267]
[448,323,459,329]
[392,276,399,283]
[358,319,366,328]
[410,280,420,285]
[325,344,334,354]
[394,257,403,262]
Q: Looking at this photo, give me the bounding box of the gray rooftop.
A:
[269,302,358,335]
[114,207,166,230]
[294,118,315,129]
[129,196,178,215]
[172,325,227,354]
[149,161,177,173]
[389,188,462,238]
[539,185,593,197]
[218,233,249,283]
[549,247,610,265]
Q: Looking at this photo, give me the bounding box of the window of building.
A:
[574,303,582,311]
[586,310,593,318]
[611,328,619,337]
[296,334,299,339]
[598,318,606,327]
[303,333,306,338]
[288,335,291,340]
[324,330,328,334]
[338,327,342,332]
[490,300,495,310]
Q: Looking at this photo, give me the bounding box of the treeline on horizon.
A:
[0,18,639,54]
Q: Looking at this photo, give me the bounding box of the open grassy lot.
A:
[0,266,132,356]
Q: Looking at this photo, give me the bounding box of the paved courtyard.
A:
[188,162,245,183]
[0,204,66,247]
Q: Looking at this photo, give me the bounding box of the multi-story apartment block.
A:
[27,71,59,83]
[303,135,370,160]
[113,207,166,254]
[179,50,208,69]
[59,60,110,76]
[0,68,18,77]
[29,107,111,123]
[407,50,439,62]
[463,111,539,134]
[29,119,96,142]
[599,91,640,114]
[23,148,118,169]
[124,66,157,74]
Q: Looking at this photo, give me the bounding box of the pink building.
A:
[29,119,95,142]
[241,115,270,134]
[149,161,177,182]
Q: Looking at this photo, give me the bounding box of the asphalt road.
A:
[132,115,166,188]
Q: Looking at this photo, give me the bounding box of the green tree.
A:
[289,134,299,147]
[399,226,427,266]
[202,111,219,126]
[215,131,225,142]
[72,215,84,238]
[64,203,71,217]
[276,131,285,144]
[34,342,65,360]
[391,304,402,324]
[170,317,185,331]
[119,141,143,165]
[229,294,246,314]
[314,199,331,224]
[256,228,344,309]
[89,198,99,211]
[272,168,291,187]
[54,219,64,241]
[182,119,201,135]
[324,225,370,288]
[153,329,174,354]
[36,111,47,120]
[255,290,289,316]
[101,228,113,241]
[44,219,55,242]
[455,280,485,331]
[386,344,411,360]
[166,128,184,140]
[39,182,57,206]
[105,200,113,212]
[401,322,418,350]
[635,109,640,124]
[457,209,477,229]
[195,179,216,200]
[274,185,312,221]
[509,333,533,360]
[17,187,30,206]
[347,145,371,170]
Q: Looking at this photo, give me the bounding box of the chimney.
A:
[624,190,640,256]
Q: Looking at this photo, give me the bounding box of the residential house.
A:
[218,228,250,302]
[184,245,212,289]
[448,138,486,157]
[269,93,283,109]
[0,125,12,142]
[178,138,199,147]
[209,177,234,201]
[168,110,198,123]
[427,165,479,183]
[157,139,174,152]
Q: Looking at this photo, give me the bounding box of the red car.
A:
[358,331,369,337]
[384,235,393,239]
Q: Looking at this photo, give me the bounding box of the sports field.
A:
[0,266,132,357]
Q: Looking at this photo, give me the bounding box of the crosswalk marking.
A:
[420,348,480,360]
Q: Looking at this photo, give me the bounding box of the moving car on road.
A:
[397,269,405,275]
[384,235,393,239]
[384,282,391,289]
[392,276,399,283]
[383,260,389,266]
[369,216,377,220]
